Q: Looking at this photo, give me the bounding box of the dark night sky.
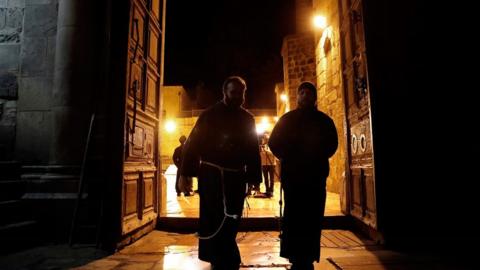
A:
[164,0,295,109]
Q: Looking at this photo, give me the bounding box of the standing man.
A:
[173,135,192,196]
[260,136,276,198]
[181,76,262,270]
[269,81,338,270]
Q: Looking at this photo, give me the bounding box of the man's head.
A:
[297,81,317,109]
[222,76,247,108]
[179,135,187,144]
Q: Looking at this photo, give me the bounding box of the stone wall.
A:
[274,83,288,115]
[281,33,316,110]
[281,0,346,195]
[0,0,23,159]
[160,86,199,172]
[0,0,58,163]
[313,0,346,194]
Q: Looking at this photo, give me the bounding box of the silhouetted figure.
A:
[181,76,262,270]
[260,136,276,198]
[173,135,192,196]
[269,81,338,270]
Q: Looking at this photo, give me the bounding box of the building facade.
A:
[1,0,476,252]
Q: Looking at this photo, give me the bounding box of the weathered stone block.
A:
[0,44,20,70]
[0,99,16,124]
[26,0,51,5]
[0,8,5,29]
[46,35,55,75]
[18,76,51,110]
[8,0,25,8]
[20,37,47,76]
[6,7,23,28]
[0,0,6,8]
[0,71,18,98]
[15,110,51,163]
[0,29,20,43]
[23,4,56,37]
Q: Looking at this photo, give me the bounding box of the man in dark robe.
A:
[268,81,338,270]
[181,76,262,270]
[173,135,191,196]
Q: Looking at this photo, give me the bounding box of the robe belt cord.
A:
[196,160,244,240]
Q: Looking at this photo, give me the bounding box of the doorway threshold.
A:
[157,215,351,232]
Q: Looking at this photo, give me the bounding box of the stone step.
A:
[158,215,353,232]
[22,180,104,196]
[0,180,26,201]
[21,165,81,175]
[24,178,80,193]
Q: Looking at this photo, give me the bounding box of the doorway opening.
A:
[162,164,343,219]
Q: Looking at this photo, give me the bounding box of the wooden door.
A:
[339,0,377,229]
[122,0,163,236]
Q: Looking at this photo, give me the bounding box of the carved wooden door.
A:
[122,0,163,236]
[339,0,377,230]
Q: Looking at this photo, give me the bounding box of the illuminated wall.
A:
[312,0,346,194]
[159,85,196,171]
[280,0,346,194]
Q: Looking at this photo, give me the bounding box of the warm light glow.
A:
[280,94,288,102]
[274,117,279,122]
[162,246,204,269]
[313,15,327,29]
[262,116,269,124]
[256,124,266,134]
[165,120,176,133]
[256,118,270,134]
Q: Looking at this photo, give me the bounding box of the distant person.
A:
[268,81,338,270]
[181,76,262,269]
[260,136,276,198]
[173,135,192,196]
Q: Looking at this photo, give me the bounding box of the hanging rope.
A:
[195,161,245,240]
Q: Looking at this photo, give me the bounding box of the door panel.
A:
[146,71,159,113]
[124,177,138,216]
[122,0,163,237]
[339,0,377,229]
[364,168,376,227]
[350,168,363,218]
[148,27,160,65]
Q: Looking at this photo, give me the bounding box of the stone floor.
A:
[164,166,343,218]
[2,229,473,270]
[0,230,377,270]
[1,166,473,269]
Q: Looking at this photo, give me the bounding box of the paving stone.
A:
[71,259,121,270]
[116,262,155,270]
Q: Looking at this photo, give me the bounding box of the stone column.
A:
[50,0,96,165]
